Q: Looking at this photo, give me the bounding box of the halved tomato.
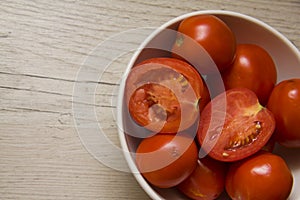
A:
[125,57,204,133]
[197,88,275,162]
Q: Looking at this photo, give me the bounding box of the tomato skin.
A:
[197,88,275,162]
[172,14,236,74]
[226,152,293,200]
[222,44,277,105]
[267,79,300,147]
[261,135,276,152]
[178,156,227,200]
[125,57,204,133]
[199,81,211,112]
[135,134,198,188]
[203,73,226,99]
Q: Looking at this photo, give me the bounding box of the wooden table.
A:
[1,1,299,199]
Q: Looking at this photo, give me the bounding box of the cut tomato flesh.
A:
[125,57,204,133]
[197,88,275,162]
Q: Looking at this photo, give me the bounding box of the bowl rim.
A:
[117,10,300,200]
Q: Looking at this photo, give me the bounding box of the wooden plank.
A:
[0,0,299,199]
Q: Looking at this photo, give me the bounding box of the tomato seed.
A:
[222,152,229,157]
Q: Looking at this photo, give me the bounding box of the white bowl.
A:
[117,10,300,200]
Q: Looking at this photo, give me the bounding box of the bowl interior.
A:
[118,10,300,200]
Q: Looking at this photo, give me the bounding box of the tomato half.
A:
[178,156,227,200]
[267,78,300,147]
[125,57,204,133]
[222,44,277,105]
[135,134,198,188]
[172,14,236,74]
[226,151,293,200]
[197,88,275,162]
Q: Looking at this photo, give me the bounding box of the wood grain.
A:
[0,0,299,199]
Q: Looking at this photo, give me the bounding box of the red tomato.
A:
[178,156,227,200]
[197,88,275,162]
[125,57,204,133]
[267,78,300,147]
[203,73,226,99]
[261,135,276,152]
[172,14,236,74]
[226,151,293,200]
[135,134,198,188]
[199,81,211,112]
[222,44,277,105]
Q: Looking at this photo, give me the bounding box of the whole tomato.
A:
[226,151,293,200]
[222,44,277,105]
[267,78,300,147]
[125,57,204,133]
[172,14,236,74]
[178,156,227,200]
[135,134,198,188]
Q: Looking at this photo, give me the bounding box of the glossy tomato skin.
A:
[125,57,204,133]
[267,79,300,147]
[172,15,236,74]
[135,134,198,188]
[222,44,277,105]
[226,151,293,200]
[197,88,275,162]
[178,156,227,200]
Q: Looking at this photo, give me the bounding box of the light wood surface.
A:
[0,0,299,199]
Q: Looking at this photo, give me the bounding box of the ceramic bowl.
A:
[117,10,300,200]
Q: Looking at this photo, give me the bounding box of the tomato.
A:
[197,87,275,162]
[203,73,226,99]
[135,134,198,188]
[261,135,276,152]
[222,44,277,105]
[225,151,293,200]
[267,78,300,147]
[199,81,211,112]
[125,57,204,133]
[172,14,236,74]
[178,156,227,200]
